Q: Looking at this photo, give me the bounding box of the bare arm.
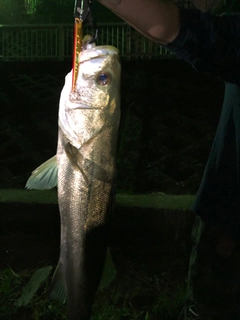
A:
[96,0,180,45]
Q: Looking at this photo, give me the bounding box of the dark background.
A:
[0,1,122,24]
[0,58,224,194]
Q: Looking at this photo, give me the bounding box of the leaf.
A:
[98,248,116,291]
[15,266,52,307]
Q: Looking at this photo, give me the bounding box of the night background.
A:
[0,0,227,319]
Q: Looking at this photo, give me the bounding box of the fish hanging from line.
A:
[26,35,121,320]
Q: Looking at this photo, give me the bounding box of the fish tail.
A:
[49,263,66,303]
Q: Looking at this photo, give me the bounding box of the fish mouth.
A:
[68,102,101,110]
[79,45,119,63]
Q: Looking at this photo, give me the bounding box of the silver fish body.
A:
[25,41,121,319]
[57,45,121,319]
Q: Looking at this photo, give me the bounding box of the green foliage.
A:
[92,272,186,320]
[0,268,21,318]
[0,264,186,320]
[0,0,28,24]
[15,266,52,307]
[0,267,65,320]
[25,0,39,15]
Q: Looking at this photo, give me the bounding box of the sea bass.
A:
[26,39,121,319]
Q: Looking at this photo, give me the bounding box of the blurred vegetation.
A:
[0,0,27,24]
[0,0,122,24]
[0,265,185,320]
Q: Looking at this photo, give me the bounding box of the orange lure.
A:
[72,17,83,92]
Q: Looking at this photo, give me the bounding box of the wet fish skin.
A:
[57,44,121,319]
[25,42,121,319]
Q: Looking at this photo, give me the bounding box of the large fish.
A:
[26,37,121,319]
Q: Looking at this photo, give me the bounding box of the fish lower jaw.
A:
[68,103,101,110]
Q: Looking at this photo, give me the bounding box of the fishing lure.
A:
[72,0,96,92]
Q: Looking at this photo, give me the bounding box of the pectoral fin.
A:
[25,156,58,190]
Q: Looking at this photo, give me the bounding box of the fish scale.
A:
[58,130,112,319]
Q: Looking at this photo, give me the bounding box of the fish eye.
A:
[97,72,111,86]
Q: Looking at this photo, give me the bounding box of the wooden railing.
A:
[0,23,173,61]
